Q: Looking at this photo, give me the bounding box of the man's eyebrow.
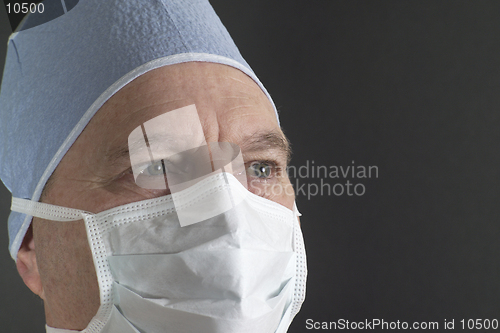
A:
[106,130,292,166]
[239,130,292,163]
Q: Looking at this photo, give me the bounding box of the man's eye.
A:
[247,162,273,179]
[140,161,164,176]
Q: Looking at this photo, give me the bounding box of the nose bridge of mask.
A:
[128,104,248,227]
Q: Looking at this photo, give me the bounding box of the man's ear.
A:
[16,224,44,299]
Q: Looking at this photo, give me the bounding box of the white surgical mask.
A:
[12,172,307,333]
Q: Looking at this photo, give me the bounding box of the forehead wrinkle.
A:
[118,99,190,124]
[226,105,256,113]
[226,74,260,90]
[203,72,256,87]
[220,96,253,100]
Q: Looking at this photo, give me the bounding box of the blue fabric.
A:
[0,0,277,259]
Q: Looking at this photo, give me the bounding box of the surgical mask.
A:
[12,171,307,333]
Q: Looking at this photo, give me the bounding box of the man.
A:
[0,1,306,332]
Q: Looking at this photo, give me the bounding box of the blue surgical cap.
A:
[0,0,277,260]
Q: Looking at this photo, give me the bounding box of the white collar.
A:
[46,324,80,333]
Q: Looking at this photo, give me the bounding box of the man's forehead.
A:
[103,63,272,113]
[92,63,278,138]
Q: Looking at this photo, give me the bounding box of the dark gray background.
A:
[2,1,500,332]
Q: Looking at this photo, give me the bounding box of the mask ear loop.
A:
[290,200,306,321]
[11,197,88,221]
[10,198,117,332]
[293,201,302,217]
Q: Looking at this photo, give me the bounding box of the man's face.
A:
[29,62,295,330]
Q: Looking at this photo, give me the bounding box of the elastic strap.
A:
[293,201,302,217]
[290,201,307,319]
[11,197,88,222]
